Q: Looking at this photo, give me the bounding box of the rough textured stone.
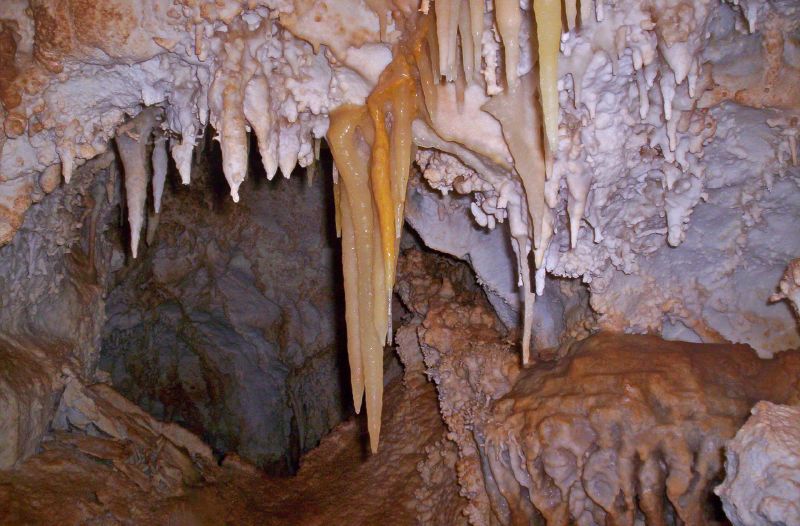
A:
[99,142,348,472]
[395,246,800,526]
[476,337,800,526]
[0,152,118,468]
[716,401,800,526]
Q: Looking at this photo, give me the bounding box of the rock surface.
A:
[717,401,800,526]
[0,320,464,525]
[396,246,800,526]
[0,153,118,468]
[477,336,800,525]
[99,141,348,472]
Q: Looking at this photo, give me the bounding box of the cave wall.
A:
[99,143,347,472]
[0,153,118,468]
[0,128,350,473]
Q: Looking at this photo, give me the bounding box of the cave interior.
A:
[1,0,799,525]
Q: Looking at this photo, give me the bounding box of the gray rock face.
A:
[404,174,593,352]
[717,401,800,526]
[0,154,119,468]
[99,150,347,473]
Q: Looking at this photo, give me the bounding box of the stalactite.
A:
[565,0,578,31]
[533,0,562,159]
[416,30,439,115]
[434,0,454,81]
[333,165,342,239]
[566,169,592,249]
[116,107,160,259]
[338,179,364,414]
[328,105,383,452]
[468,0,484,81]
[327,33,419,451]
[513,233,536,364]
[171,135,195,185]
[305,139,321,187]
[485,73,549,363]
[368,55,417,296]
[433,0,462,83]
[208,33,251,203]
[208,21,272,201]
[367,96,396,296]
[457,0,474,82]
[484,73,547,250]
[243,73,275,181]
[388,69,416,236]
[151,134,168,214]
[580,0,592,26]
[58,143,74,184]
[444,0,461,81]
[279,124,301,178]
[494,0,522,89]
[426,15,441,84]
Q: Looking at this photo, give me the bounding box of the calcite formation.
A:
[716,401,800,526]
[398,252,800,525]
[478,337,800,525]
[395,246,800,525]
[1,0,799,452]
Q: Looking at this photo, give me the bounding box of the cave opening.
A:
[97,128,355,475]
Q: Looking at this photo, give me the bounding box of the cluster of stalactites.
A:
[428,0,570,363]
[434,0,563,156]
[115,107,168,260]
[114,106,177,260]
[107,0,572,450]
[326,0,577,449]
[208,19,275,202]
[328,47,416,453]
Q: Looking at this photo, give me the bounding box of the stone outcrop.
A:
[716,401,800,526]
[396,246,800,526]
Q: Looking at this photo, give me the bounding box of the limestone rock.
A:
[717,401,800,526]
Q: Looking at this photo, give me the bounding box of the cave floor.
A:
[0,367,461,526]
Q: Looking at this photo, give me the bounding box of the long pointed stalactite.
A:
[327,38,419,452]
[324,3,568,449]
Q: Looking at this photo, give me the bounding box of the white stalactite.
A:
[152,135,168,214]
[116,107,160,259]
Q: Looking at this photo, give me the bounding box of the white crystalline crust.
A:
[0,0,799,451]
[0,0,375,240]
[409,0,800,356]
[770,258,800,318]
[716,401,800,526]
